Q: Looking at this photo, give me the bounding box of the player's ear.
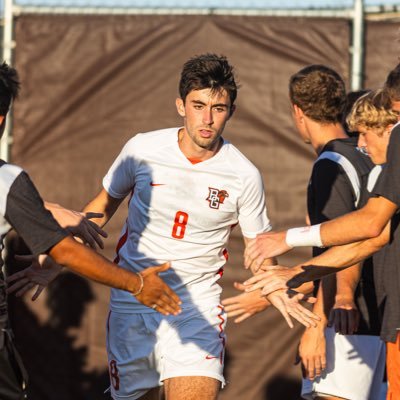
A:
[385,124,394,138]
[176,98,186,117]
[293,104,303,119]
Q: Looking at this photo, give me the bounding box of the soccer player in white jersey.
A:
[75,54,319,400]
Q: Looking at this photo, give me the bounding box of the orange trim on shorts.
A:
[217,305,226,365]
[386,332,400,400]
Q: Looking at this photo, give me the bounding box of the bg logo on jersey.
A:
[206,188,229,209]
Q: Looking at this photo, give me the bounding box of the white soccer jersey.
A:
[103,127,271,312]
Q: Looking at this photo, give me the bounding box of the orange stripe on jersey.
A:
[216,267,224,277]
[113,226,128,264]
[222,248,229,261]
[114,188,135,264]
[187,157,203,164]
[114,189,134,264]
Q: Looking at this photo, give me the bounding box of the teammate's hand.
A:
[244,231,291,272]
[136,263,182,316]
[6,254,63,300]
[243,265,297,296]
[266,289,319,329]
[47,202,107,249]
[328,296,359,335]
[221,282,270,323]
[296,323,327,380]
[68,211,108,249]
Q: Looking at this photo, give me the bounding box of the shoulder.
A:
[223,141,261,177]
[0,162,24,189]
[391,121,400,134]
[317,137,372,176]
[389,122,400,146]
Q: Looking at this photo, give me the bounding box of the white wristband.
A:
[285,224,323,248]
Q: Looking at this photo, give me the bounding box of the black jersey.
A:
[371,123,400,342]
[308,137,380,335]
[0,160,67,329]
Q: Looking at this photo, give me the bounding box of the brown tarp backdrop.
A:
[6,13,400,399]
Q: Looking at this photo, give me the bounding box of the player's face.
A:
[357,126,391,165]
[391,101,400,120]
[176,88,234,154]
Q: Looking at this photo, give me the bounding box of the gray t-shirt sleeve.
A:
[5,171,68,255]
[373,124,400,206]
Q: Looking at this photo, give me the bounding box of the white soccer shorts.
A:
[106,304,226,400]
[301,327,386,400]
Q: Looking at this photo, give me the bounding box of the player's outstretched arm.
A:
[222,282,270,323]
[49,236,182,315]
[82,189,124,228]
[319,196,397,247]
[45,202,108,249]
[243,224,389,295]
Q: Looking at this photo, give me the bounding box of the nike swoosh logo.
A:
[150,182,166,186]
[205,355,218,360]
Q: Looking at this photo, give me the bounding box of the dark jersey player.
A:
[0,62,181,400]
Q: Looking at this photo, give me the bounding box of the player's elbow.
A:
[365,220,386,239]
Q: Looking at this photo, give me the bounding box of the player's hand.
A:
[136,263,182,316]
[266,289,319,329]
[296,323,327,380]
[243,265,298,296]
[244,231,291,272]
[328,296,359,335]
[68,211,108,249]
[6,254,63,300]
[222,282,270,323]
[47,203,107,249]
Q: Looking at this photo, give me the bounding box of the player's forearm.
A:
[49,236,141,293]
[318,275,337,321]
[335,263,361,299]
[289,233,387,285]
[320,197,396,247]
[82,189,122,227]
[312,277,335,328]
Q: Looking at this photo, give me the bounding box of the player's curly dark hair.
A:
[179,54,238,110]
[289,65,346,124]
[0,61,20,116]
[384,63,400,102]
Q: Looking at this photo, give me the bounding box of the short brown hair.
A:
[384,63,400,102]
[179,54,238,107]
[346,89,398,134]
[289,65,346,124]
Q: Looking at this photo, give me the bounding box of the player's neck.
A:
[309,122,348,155]
[178,128,223,162]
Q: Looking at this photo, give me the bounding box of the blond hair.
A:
[346,89,398,134]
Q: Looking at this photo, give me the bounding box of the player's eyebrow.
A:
[191,100,229,109]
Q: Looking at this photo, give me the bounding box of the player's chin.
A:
[197,136,219,150]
